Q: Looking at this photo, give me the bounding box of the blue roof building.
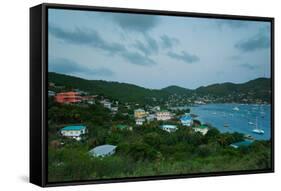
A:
[180,115,193,126]
[61,125,86,131]
[160,124,178,133]
[60,125,87,140]
[89,144,117,157]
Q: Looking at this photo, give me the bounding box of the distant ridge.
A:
[48,72,271,104]
[161,85,192,95]
[48,72,170,104]
[195,77,270,97]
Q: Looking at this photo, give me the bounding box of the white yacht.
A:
[252,117,264,134]
[233,107,239,111]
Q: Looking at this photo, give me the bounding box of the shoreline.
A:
[182,103,271,141]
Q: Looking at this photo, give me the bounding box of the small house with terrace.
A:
[156,111,172,121]
[54,91,82,104]
[60,125,87,140]
[100,100,112,109]
[180,115,193,126]
[160,124,178,133]
[146,114,156,122]
[134,108,147,119]
[136,118,145,126]
[89,144,117,157]
[48,90,56,97]
[193,125,209,135]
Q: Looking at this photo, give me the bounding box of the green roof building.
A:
[193,125,209,135]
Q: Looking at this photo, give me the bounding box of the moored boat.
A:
[233,107,239,111]
[248,121,254,125]
[252,117,264,135]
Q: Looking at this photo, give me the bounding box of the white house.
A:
[134,108,146,119]
[104,102,111,109]
[156,111,172,121]
[100,100,112,109]
[110,106,118,112]
[146,114,156,122]
[48,90,56,97]
[193,125,209,135]
[180,115,193,126]
[60,125,87,140]
[136,118,145,126]
[89,144,117,157]
[160,125,178,133]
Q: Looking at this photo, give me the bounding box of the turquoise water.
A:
[230,140,253,148]
[189,104,271,140]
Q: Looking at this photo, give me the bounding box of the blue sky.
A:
[48,8,271,89]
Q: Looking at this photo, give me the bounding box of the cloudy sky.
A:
[48,8,271,89]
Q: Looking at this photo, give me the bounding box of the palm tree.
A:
[217,135,227,146]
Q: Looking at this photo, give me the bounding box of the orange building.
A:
[54,92,82,104]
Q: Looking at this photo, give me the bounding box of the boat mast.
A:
[256,116,258,130]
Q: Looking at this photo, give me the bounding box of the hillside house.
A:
[48,90,56,97]
[136,118,145,126]
[54,91,82,104]
[89,144,117,157]
[146,114,156,122]
[160,124,178,133]
[180,115,193,126]
[60,125,87,140]
[134,109,146,119]
[111,106,118,112]
[100,100,112,109]
[156,111,172,121]
[82,95,96,104]
[193,125,209,135]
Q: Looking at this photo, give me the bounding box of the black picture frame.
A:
[30,3,275,187]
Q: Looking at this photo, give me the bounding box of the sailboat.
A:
[252,117,264,134]
[248,121,254,125]
[233,106,239,111]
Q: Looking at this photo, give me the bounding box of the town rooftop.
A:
[61,125,86,131]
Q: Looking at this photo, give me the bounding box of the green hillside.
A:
[195,78,271,102]
[48,72,271,104]
[48,72,169,104]
[162,85,192,95]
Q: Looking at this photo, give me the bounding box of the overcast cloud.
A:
[48,9,271,89]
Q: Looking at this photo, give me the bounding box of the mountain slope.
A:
[162,85,192,95]
[195,78,271,102]
[48,72,169,104]
[48,72,271,104]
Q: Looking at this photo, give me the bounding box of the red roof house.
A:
[54,91,82,104]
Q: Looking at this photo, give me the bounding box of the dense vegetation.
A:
[196,78,271,102]
[48,72,169,105]
[48,99,272,182]
[49,72,271,104]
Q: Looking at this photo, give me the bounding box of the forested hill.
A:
[195,78,271,102]
[48,72,170,104]
[161,85,192,95]
[48,72,271,104]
